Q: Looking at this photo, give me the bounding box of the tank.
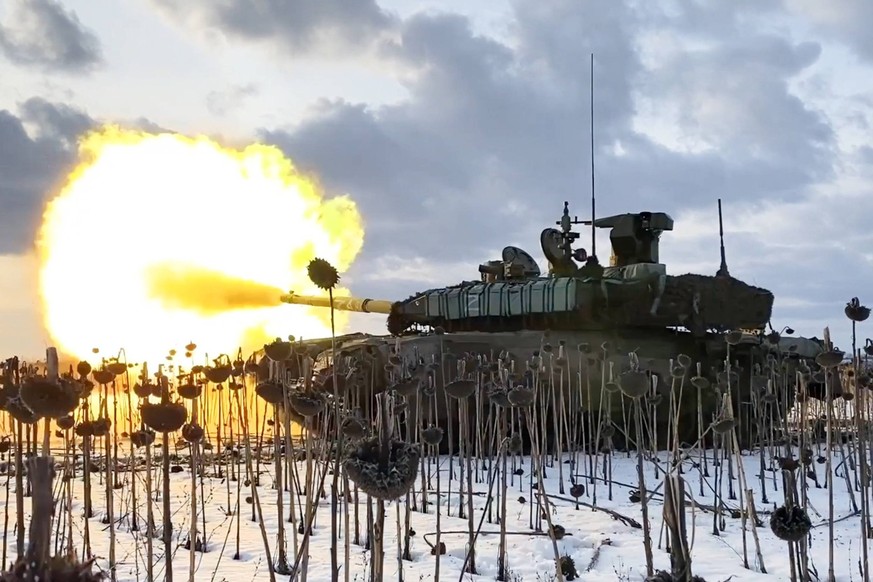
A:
[276,202,827,449]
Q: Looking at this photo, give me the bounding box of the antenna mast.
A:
[716,198,730,277]
[589,52,598,264]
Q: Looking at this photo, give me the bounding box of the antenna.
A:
[716,198,730,277]
[589,52,598,265]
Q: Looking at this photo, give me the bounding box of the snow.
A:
[3,442,869,582]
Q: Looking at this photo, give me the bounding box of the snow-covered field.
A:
[4,443,868,582]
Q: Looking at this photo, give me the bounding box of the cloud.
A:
[249,1,867,347]
[633,36,833,192]
[0,0,102,72]
[786,0,873,63]
[260,4,638,267]
[206,83,259,117]
[258,2,830,251]
[149,0,398,57]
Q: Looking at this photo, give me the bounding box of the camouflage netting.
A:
[657,274,774,332]
[344,436,420,501]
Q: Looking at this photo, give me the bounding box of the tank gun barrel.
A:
[279,292,394,314]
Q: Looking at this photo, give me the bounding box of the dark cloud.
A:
[636,36,832,186]
[0,99,177,254]
[150,0,397,56]
[0,106,79,253]
[0,0,102,72]
[19,97,94,149]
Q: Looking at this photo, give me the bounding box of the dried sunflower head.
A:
[20,377,80,418]
[288,390,325,417]
[307,257,340,290]
[815,350,843,369]
[342,417,367,439]
[255,380,285,404]
[619,371,649,399]
[769,505,812,542]
[182,423,204,443]
[845,297,870,323]
[141,401,187,433]
[343,436,420,501]
[422,426,443,446]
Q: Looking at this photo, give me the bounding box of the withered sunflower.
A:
[307,257,340,290]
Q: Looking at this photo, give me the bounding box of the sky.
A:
[1,0,873,358]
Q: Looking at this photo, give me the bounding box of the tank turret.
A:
[280,202,773,336]
[386,202,770,335]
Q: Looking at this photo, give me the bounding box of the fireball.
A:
[36,126,364,365]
